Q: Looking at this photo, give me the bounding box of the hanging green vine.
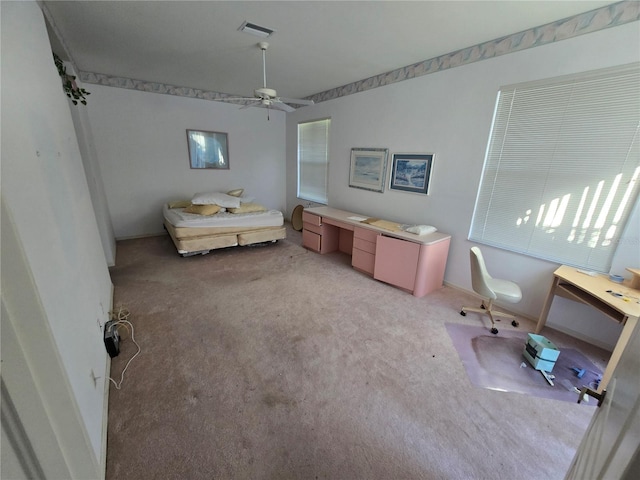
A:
[53,52,90,105]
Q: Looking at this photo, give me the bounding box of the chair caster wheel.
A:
[460,310,466,316]
[490,328,499,335]
[512,320,519,327]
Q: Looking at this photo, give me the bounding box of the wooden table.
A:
[536,265,640,392]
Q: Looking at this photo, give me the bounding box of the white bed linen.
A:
[163,204,283,228]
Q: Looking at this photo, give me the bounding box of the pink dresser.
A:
[301,207,450,297]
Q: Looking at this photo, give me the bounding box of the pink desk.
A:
[301,206,451,297]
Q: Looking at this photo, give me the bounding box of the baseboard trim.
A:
[443,281,614,351]
[99,283,115,479]
[443,281,536,322]
[542,324,614,352]
[115,231,167,242]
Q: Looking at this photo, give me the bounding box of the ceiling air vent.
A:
[238,21,274,38]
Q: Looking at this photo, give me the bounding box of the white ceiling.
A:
[43,1,618,102]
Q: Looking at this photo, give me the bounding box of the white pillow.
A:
[405,225,437,235]
[226,188,244,197]
[191,192,241,208]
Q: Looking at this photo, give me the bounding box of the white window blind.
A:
[298,118,330,204]
[470,63,640,271]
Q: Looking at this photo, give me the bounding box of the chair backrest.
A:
[469,246,497,300]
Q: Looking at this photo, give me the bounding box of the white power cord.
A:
[108,306,141,390]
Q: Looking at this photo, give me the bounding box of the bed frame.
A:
[164,220,286,257]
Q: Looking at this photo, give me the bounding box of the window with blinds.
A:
[470,63,640,271]
[298,118,330,204]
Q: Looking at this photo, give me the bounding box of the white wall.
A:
[1,1,112,470]
[286,21,640,350]
[85,86,286,239]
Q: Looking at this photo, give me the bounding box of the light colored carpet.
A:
[106,224,610,479]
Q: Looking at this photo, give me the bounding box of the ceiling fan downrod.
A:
[259,41,269,89]
[254,42,277,100]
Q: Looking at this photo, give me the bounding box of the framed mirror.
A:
[186,129,229,169]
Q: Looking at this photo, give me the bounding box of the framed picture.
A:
[349,148,389,193]
[390,153,434,195]
[186,129,229,169]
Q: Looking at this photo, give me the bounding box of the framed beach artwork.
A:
[349,148,389,193]
[389,153,434,195]
[186,129,229,169]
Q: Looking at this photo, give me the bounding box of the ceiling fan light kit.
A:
[224,42,314,114]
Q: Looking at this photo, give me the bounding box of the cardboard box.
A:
[523,333,560,372]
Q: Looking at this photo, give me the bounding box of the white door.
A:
[565,318,640,479]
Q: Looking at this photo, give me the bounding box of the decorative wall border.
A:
[71,1,639,105]
[78,72,252,105]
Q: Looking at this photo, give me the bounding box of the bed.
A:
[163,191,286,256]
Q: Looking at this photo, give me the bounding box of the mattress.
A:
[163,203,286,256]
[163,204,284,228]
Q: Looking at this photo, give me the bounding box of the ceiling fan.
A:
[225,42,314,113]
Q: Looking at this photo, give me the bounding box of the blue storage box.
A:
[523,333,560,372]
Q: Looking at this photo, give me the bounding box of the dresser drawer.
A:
[303,222,325,235]
[352,248,375,275]
[302,229,321,252]
[353,237,376,255]
[324,217,353,231]
[354,226,378,242]
[302,211,322,226]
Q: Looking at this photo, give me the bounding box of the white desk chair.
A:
[460,246,522,334]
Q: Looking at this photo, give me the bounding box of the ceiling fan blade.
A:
[278,97,314,106]
[220,97,257,103]
[240,100,262,110]
[272,101,295,113]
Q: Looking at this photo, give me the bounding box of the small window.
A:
[298,118,330,204]
[470,63,640,271]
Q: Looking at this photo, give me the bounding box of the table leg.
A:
[598,315,639,393]
[536,275,560,334]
